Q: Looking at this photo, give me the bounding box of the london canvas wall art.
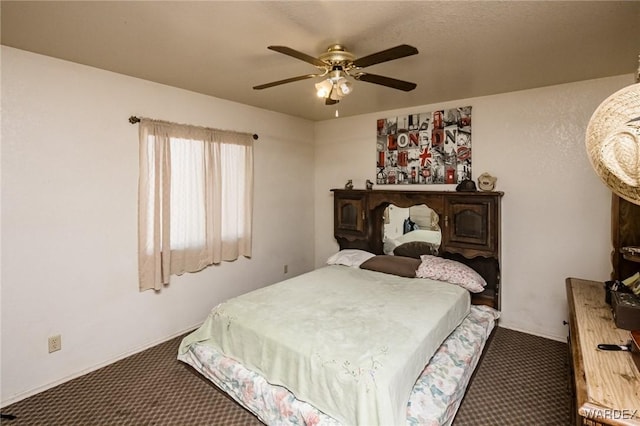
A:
[376,106,472,185]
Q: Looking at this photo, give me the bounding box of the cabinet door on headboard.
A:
[443,195,500,258]
[332,189,502,258]
[334,191,367,237]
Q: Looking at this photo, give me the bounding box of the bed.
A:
[179,189,503,425]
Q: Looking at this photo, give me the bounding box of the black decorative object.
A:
[456,179,477,192]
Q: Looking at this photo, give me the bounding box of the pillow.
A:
[393,241,438,259]
[359,255,421,278]
[416,255,487,293]
[326,249,375,267]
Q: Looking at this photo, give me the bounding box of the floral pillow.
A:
[416,255,487,293]
[326,249,375,267]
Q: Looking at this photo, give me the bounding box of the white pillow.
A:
[327,249,375,267]
[416,255,487,293]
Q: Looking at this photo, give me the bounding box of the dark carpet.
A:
[1,327,570,425]
[453,327,570,425]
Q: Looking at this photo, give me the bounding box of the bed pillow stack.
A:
[328,250,488,293]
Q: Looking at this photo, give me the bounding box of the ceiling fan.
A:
[253,44,419,105]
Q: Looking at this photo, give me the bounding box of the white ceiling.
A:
[2,1,639,121]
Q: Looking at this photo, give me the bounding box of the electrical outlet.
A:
[48,335,62,353]
[284,264,288,274]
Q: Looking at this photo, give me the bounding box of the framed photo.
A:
[376,106,472,185]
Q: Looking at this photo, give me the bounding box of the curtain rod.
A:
[128,116,259,140]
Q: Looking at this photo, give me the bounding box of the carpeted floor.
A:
[1,327,570,425]
[453,327,570,425]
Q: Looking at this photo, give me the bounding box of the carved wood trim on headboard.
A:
[332,189,503,309]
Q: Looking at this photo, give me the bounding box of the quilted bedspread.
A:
[179,265,470,426]
[179,305,500,426]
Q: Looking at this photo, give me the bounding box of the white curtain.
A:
[138,118,254,291]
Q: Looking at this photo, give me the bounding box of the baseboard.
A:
[0,324,200,408]
[498,324,567,343]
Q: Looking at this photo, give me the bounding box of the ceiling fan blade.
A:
[253,74,319,90]
[325,97,339,106]
[267,46,327,68]
[355,73,417,91]
[352,44,419,68]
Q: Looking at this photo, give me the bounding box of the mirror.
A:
[382,204,442,255]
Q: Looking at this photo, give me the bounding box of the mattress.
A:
[178,304,499,426]
[179,265,471,425]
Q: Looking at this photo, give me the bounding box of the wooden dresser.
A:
[611,194,640,281]
[566,277,640,425]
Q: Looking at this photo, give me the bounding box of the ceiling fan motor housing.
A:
[319,44,355,67]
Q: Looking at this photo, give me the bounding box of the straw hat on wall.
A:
[585,82,640,206]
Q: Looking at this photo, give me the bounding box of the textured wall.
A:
[314,74,634,341]
[1,47,316,405]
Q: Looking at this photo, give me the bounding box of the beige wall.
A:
[313,74,634,341]
[2,45,634,406]
[1,47,316,405]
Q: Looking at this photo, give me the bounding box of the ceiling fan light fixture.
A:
[316,72,353,101]
[329,85,343,101]
[315,79,333,98]
[336,77,353,96]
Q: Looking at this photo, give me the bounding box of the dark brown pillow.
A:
[359,255,421,278]
[393,241,438,259]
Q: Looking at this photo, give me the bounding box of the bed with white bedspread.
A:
[179,303,498,425]
[178,261,499,425]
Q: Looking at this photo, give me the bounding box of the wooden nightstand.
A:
[566,277,640,425]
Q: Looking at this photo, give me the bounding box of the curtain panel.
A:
[138,118,254,291]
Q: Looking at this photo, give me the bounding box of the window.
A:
[138,119,254,291]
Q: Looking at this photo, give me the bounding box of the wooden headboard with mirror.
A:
[332,189,503,309]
